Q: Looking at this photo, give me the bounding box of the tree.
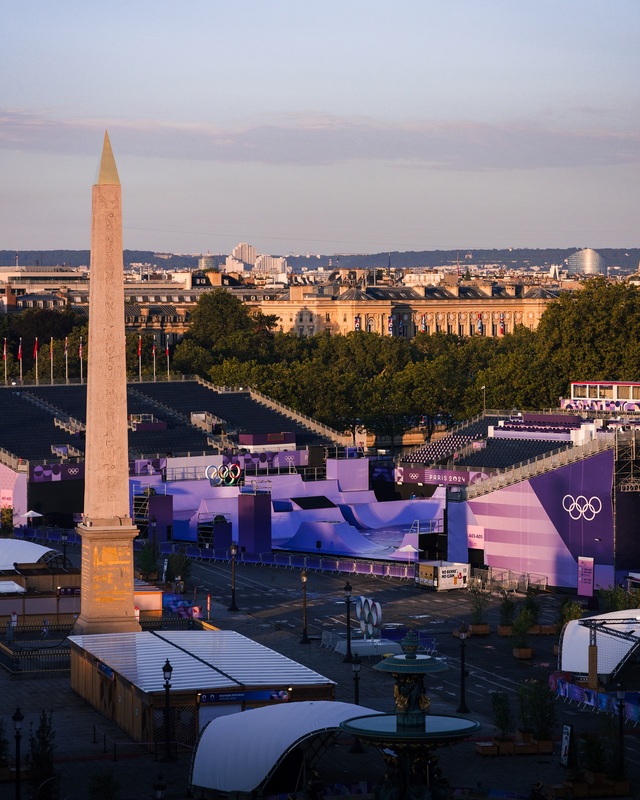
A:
[28,710,58,800]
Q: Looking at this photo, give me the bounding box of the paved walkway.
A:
[0,596,634,799]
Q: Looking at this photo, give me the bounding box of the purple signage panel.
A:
[577,556,595,597]
[397,465,491,486]
[30,463,85,482]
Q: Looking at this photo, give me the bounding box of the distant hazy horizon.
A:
[2,2,639,254]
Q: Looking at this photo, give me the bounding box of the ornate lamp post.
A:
[12,706,23,800]
[617,683,626,776]
[161,659,176,762]
[352,655,361,705]
[228,542,239,612]
[456,622,470,714]
[300,569,310,644]
[344,581,353,663]
[60,530,68,567]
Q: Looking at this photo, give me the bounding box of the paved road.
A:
[1,558,638,798]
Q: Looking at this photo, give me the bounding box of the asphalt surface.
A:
[1,557,638,799]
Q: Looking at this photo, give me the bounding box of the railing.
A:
[158,544,416,580]
[471,566,548,593]
[467,433,615,498]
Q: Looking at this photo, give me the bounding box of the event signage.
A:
[198,689,289,704]
[97,661,114,680]
[397,466,490,486]
[57,587,80,596]
[577,556,595,597]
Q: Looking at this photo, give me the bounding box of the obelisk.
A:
[74,132,141,634]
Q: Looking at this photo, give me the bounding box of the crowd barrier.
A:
[552,676,640,724]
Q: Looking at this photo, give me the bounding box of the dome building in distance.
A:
[565,248,606,276]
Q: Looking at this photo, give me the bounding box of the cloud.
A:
[1,108,639,171]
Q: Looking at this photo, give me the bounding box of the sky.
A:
[1,1,639,256]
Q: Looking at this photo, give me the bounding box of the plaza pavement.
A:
[0,592,635,799]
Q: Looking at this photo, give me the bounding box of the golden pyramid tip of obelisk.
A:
[97,131,120,186]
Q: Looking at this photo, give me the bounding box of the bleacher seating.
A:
[0,380,334,463]
[455,437,571,469]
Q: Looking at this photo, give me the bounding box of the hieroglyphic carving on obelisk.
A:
[74,132,141,634]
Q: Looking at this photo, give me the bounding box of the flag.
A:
[50,337,54,361]
[2,338,5,361]
[138,335,142,357]
[33,337,39,358]
[17,338,22,361]
[165,342,169,357]
[64,337,68,355]
[152,336,157,356]
[79,337,83,359]
[480,385,486,390]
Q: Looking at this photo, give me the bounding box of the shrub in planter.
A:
[136,541,159,580]
[511,607,535,650]
[491,691,514,742]
[517,680,557,742]
[523,589,541,626]
[557,598,584,628]
[468,585,491,626]
[498,591,516,632]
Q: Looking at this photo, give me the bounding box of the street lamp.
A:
[12,706,23,800]
[150,517,157,546]
[300,569,310,644]
[153,773,167,799]
[228,542,239,612]
[161,659,176,762]
[456,622,470,714]
[60,530,68,567]
[617,683,626,776]
[352,655,361,705]
[344,581,353,663]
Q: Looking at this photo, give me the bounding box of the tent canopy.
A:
[560,609,640,677]
[191,700,381,792]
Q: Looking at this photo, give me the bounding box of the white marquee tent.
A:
[191,700,382,793]
[560,609,640,678]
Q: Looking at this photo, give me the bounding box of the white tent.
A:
[560,609,640,678]
[0,581,26,594]
[191,700,382,793]
[0,540,59,571]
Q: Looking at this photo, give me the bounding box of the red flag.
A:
[152,336,157,356]
[17,338,22,361]
[138,335,142,357]
[2,338,6,361]
[165,342,169,357]
[79,338,83,359]
[33,337,39,358]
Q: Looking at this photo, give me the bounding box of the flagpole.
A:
[152,335,157,383]
[3,338,6,385]
[138,335,142,382]
[64,337,69,384]
[50,337,54,385]
[79,335,83,384]
[34,337,39,385]
[18,338,22,384]
[166,341,170,381]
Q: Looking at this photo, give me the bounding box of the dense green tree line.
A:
[4,280,640,441]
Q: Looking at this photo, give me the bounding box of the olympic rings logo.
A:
[562,494,602,521]
[355,596,382,636]
[205,463,242,485]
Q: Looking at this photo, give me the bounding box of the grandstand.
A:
[0,380,339,465]
[401,412,574,471]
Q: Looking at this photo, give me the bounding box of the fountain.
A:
[340,631,480,798]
